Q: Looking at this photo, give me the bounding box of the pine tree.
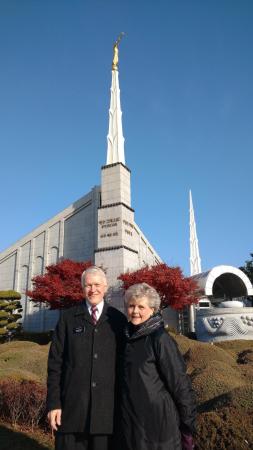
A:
[0,291,22,340]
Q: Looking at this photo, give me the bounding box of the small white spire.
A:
[106,69,125,165]
[189,190,202,275]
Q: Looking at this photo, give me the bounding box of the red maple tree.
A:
[118,263,198,310]
[27,259,92,309]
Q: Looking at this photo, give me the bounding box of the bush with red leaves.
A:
[118,263,198,310]
[27,259,92,309]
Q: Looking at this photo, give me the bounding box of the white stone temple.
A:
[0,38,162,331]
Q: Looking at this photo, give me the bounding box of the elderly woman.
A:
[118,283,196,450]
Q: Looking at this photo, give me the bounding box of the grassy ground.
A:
[174,334,253,449]
[0,341,49,382]
[0,336,253,449]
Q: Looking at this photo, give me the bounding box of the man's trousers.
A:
[55,433,110,450]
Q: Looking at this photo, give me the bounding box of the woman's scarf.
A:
[125,312,164,341]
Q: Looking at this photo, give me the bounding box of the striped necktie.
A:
[91,305,98,325]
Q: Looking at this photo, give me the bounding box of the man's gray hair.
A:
[81,266,107,289]
[124,283,161,312]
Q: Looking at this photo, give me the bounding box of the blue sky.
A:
[0,0,252,275]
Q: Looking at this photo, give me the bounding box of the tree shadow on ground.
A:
[0,424,53,450]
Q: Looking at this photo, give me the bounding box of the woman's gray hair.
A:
[81,266,107,289]
[124,283,161,312]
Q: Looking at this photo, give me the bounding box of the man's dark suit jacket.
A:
[47,301,127,434]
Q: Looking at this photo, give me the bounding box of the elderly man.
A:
[47,266,127,450]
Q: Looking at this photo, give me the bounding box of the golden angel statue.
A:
[112,32,125,70]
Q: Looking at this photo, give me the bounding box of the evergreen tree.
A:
[0,291,22,340]
[239,253,253,284]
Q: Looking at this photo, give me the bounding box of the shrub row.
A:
[0,379,47,431]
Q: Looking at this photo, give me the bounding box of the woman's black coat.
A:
[119,322,196,450]
[47,301,127,434]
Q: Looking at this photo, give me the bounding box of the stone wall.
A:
[0,186,100,331]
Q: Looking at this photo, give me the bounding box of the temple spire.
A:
[189,190,202,276]
[106,34,125,165]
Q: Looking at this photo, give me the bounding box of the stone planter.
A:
[196,307,253,342]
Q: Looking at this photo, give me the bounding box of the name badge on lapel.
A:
[73,325,85,334]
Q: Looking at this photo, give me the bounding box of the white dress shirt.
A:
[86,300,104,321]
